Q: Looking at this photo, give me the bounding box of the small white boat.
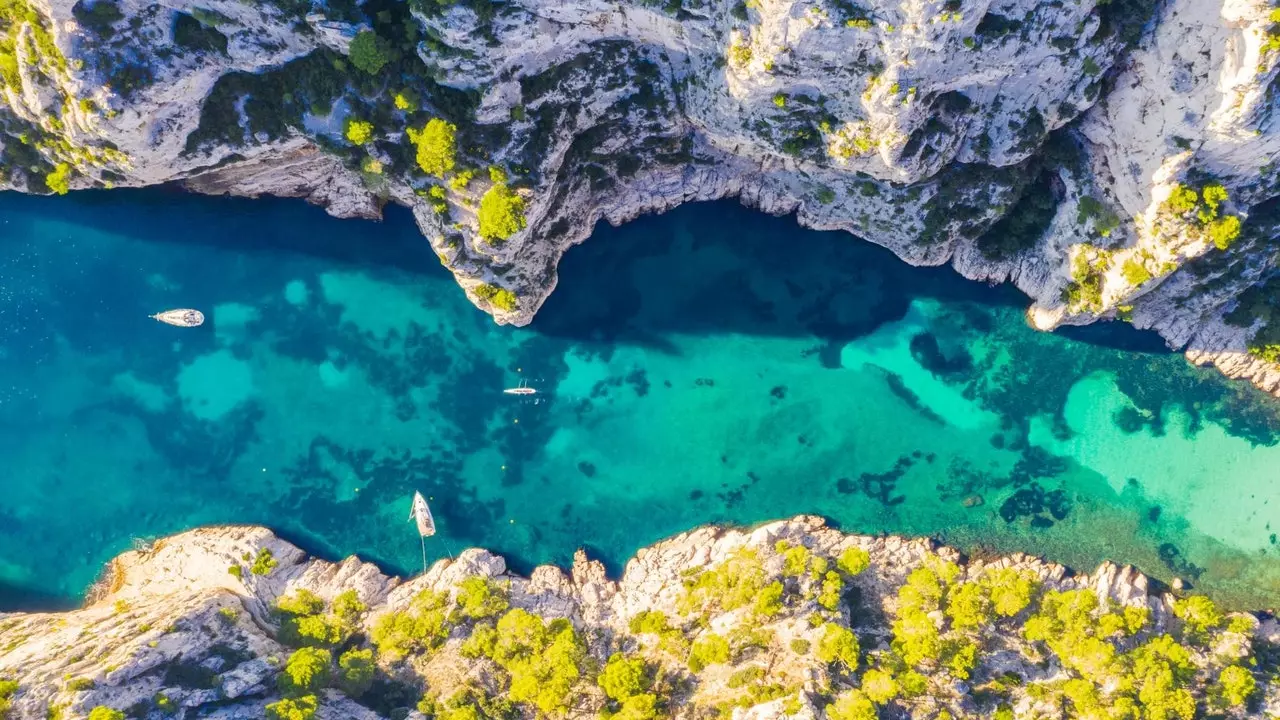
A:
[503,379,536,396]
[150,309,204,327]
[409,491,436,538]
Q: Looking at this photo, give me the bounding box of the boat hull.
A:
[150,309,205,327]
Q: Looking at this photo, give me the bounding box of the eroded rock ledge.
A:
[2,0,1280,395]
[1,517,1277,719]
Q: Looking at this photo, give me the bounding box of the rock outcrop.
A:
[1,517,1277,719]
[1,0,1279,392]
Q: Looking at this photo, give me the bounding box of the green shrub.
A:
[837,547,870,576]
[345,118,374,145]
[1165,185,1199,215]
[1121,257,1151,286]
[789,638,810,655]
[266,695,317,720]
[279,648,331,696]
[227,564,243,578]
[827,689,876,720]
[778,541,811,577]
[612,693,659,720]
[1173,595,1222,635]
[982,568,1039,618]
[598,653,650,702]
[251,548,277,576]
[277,589,326,617]
[687,633,730,672]
[67,678,95,691]
[816,623,859,671]
[1208,215,1241,250]
[408,118,457,177]
[348,31,391,74]
[336,648,375,696]
[465,608,585,715]
[332,590,366,624]
[1217,665,1255,706]
[680,548,769,615]
[455,577,509,620]
[473,283,518,312]
[861,668,898,703]
[477,183,527,242]
[45,164,72,195]
[945,581,991,630]
[753,581,784,617]
[72,0,123,34]
[86,709,123,720]
[371,589,451,660]
[816,571,844,611]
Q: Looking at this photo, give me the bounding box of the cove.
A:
[1,189,1279,612]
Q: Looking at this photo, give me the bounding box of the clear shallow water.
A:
[2,190,1279,611]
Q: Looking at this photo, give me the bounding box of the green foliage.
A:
[945,581,991,631]
[1165,185,1199,215]
[345,118,374,145]
[473,283,518,312]
[836,547,870,577]
[67,678,95,691]
[45,164,71,195]
[1173,595,1222,635]
[455,577,510,620]
[860,668,898,704]
[816,571,844,612]
[72,0,123,34]
[332,590,366,624]
[477,183,527,242]
[778,541,812,577]
[0,678,17,719]
[467,609,586,715]
[393,88,419,111]
[1121,257,1152,286]
[982,568,1038,617]
[449,169,476,191]
[815,186,836,204]
[612,693,659,720]
[348,31,391,74]
[371,589,451,660]
[227,564,243,578]
[336,648,375,697]
[266,695,318,720]
[773,93,787,108]
[687,633,730,672]
[816,622,859,671]
[754,581,785,617]
[943,640,979,680]
[789,638,810,655]
[1074,195,1121,238]
[277,589,326,617]
[251,548,277,576]
[598,653,650,702]
[827,689,877,720]
[681,548,770,615]
[1217,665,1255,706]
[408,118,457,177]
[1208,215,1241,250]
[86,709,123,720]
[279,647,331,696]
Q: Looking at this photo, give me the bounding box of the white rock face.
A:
[1,0,1278,393]
[0,518,1230,719]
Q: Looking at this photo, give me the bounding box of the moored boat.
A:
[410,491,436,538]
[150,309,204,327]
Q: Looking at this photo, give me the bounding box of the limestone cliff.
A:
[0,518,1277,720]
[1,0,1279,391]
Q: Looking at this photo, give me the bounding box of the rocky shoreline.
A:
[1,517,1276,719]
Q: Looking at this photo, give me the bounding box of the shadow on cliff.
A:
[534,200,1175,357]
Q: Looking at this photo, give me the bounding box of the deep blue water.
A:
[2,189,1279,611]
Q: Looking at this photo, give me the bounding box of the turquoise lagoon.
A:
[1,190,1279,610]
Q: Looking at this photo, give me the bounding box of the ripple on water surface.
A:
[1,190,1279,610]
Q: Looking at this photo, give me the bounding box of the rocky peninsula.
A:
[0,517,1276,720]
[2,0,1280,394]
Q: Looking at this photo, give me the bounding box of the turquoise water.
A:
[2,190,1280,610]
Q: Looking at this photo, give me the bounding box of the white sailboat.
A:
[409,491,436,573]
[503,379,536,396]
[149,309,204,327]
[409,491,436,538]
